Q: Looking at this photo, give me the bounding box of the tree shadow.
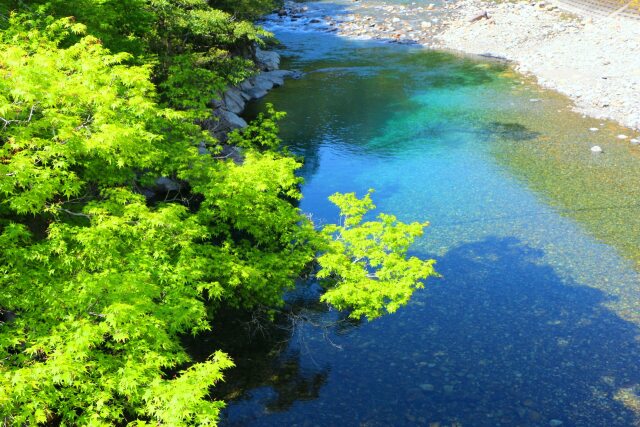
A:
[220,236,640,426]
[347,236,640,426]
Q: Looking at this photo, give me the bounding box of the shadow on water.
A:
[184,304,331,413]
[220,237,640,426]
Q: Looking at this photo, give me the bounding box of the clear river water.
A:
[212,12,640,427]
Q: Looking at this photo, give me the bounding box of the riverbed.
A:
[215,15,640,427]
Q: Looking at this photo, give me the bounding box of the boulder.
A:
[155,177,181,192]
[223,88,246,114]
[0,309,16,323]
[238,79,254,92]
[245,86,269,100]
[255,47,280,71]
[246,74,277,99]
[216,109,248,131]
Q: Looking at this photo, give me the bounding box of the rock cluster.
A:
[266,0,640,135]
[151,46,295,198]
[266,1,456,46]
[207,47,298,141]
[435,0,640,131]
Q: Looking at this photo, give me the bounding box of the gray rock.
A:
[266,69,295,79]
[198,141,210,155]
[245,87,270,100]
[209,97,224,109]
[246,74,277,99]
[238,79,254,92]
[156,177,181,192]
[255,47,280,71]
[0,309,16,323]
[224,88,246,114]
[251,73,277,89]
[216,109,248,131]
[259,71,292,87]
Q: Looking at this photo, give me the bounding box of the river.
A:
[216,8,640,426]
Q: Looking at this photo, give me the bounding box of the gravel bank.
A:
[269,1,640,133]
[435,0,640,130]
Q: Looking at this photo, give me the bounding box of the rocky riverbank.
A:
[207,47,299,142]
[266,0,640,135]
[153,47,296,195]
[436,0,640,132]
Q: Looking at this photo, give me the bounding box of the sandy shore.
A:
[270,1,640,135]
[435,0,640,132]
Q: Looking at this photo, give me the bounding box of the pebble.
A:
[630,138,639,145]
[590,145,603,153]
[589,127,599,131]
[419,383,435,391]
[549,420,563,427]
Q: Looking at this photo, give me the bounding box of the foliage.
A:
[318,191,438,319]
[227,103,287,151]
[0,0,272,117]
[210,0,282,19]
[0,2,437,425]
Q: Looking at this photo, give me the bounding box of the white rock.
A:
[590,145,603,153]
[617,134,628,139]
[589,127,599,131]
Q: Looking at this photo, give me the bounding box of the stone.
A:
[223,88,246,114]
[630,138,640,145]
[617,134,628,139]
[155,177,181,192]
[255,47,280,71]
[238,79,254,92]
[419,383,435,391]
[215,109,248,131]
[590,145,603,153]
[246,74,277,99]
[262,70,295,86]
[198,141,210,155]
[589,127,599,131]
[549,420,563,427]
[469,11,489,22]
[245,87,269,100]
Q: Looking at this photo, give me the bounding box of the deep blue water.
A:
[219,28,640,427]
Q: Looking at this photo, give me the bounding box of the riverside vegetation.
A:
[0,1,438,425]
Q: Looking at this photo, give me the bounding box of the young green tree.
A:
[318,191,437,320]
[0,5,438,426]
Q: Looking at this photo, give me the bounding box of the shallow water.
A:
[218,26,640,427]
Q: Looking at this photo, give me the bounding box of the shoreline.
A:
[267,0,640,136]
[435,0,640,134]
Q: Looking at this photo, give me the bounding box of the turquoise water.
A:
[218,30,640,426]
